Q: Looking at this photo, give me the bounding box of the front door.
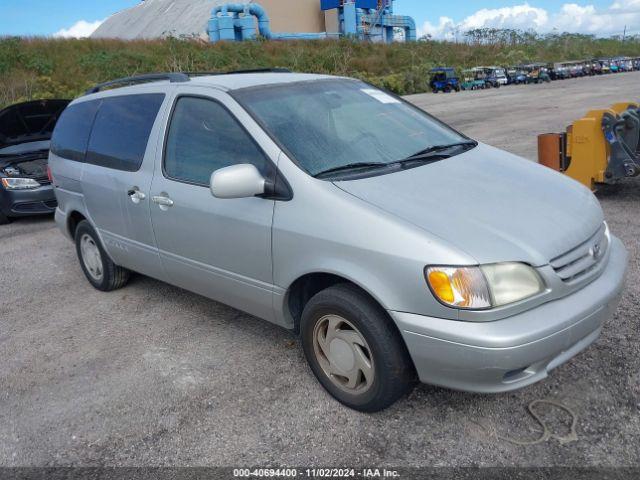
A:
[149,91,277,321]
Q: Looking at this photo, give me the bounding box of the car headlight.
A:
[1,177,41,190]
[426,263,545,310]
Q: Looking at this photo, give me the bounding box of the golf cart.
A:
[429,68,461,93]
[524,64,551,84]
[461,69,486,90]
[485,67,508,86]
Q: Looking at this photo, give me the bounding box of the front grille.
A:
[550,224,609,283]
[35,175,50,185]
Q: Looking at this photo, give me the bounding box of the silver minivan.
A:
[50,72,628,412]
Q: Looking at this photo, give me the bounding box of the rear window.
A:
[50,101,100,162]
[85,94,165,172]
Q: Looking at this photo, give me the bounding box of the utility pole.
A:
[623,25,627,42]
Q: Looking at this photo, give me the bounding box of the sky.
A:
[0,0,638,39]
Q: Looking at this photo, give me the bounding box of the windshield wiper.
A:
[401,141,478,162]
[314,162,390,179]
[313,142,478,178]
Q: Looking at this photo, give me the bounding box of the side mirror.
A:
[210,164,266,199]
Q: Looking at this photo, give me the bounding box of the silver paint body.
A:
[51,73,629,393]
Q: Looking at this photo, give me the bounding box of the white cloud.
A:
[419,0,640,39]
[420,17,457,40]
[54,19,104,38]
[611,0,640,12]
[462,4,549,30]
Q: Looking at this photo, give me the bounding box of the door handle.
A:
[127,188,146,204]
[152,195,174,209]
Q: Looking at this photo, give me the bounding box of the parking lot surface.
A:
[1,72,638,467]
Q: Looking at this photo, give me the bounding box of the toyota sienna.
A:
[49,72,628,412]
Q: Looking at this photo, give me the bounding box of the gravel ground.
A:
[1,72,639,468]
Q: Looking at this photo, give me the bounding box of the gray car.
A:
[49,72,628,412]
[0,99,70,224]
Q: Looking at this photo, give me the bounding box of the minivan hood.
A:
[334,143,604,266]
[0,99,70,150]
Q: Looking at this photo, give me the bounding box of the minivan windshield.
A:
[234,79,474,178]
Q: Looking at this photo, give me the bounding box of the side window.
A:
[50,100,100,162]
[164,97,270,185]
[86,94,165,172]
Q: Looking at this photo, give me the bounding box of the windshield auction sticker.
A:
[361,89,401,104]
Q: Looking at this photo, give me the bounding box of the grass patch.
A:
[1,34,639,107]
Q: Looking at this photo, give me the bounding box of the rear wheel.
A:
[301,284,416,412]
[75,220,130,292]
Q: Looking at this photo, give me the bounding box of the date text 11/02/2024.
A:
[233,468,401,478]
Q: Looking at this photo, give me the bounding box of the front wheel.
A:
[75,220,130,291]
[0,212,11,225]
[301,284,416,412]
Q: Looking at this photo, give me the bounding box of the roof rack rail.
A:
[186,68,292,77]
[85,73,191,95]
[85,69,292,95]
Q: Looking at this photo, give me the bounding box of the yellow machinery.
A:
[611,102,640,114]
[539,103,640,190]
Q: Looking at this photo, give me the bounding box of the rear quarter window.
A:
[50,100,100,162]
[85,94,165,172]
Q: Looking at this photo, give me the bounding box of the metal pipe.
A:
[359,10,417,43]
[210,2,273,39]
[208,1,416,43]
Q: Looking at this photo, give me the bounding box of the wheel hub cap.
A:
[80,234,103,282]
[312,314,374,394]
[329,338,355,372]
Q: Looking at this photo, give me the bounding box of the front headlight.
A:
[426,263,545,310]
[1,177,41,190]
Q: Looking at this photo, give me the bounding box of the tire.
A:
[75,220,130,292]
[300,284,416,412]
[0,212,11,225]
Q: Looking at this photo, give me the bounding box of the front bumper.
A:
[0,183,57,218]
[391,236,629,393]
